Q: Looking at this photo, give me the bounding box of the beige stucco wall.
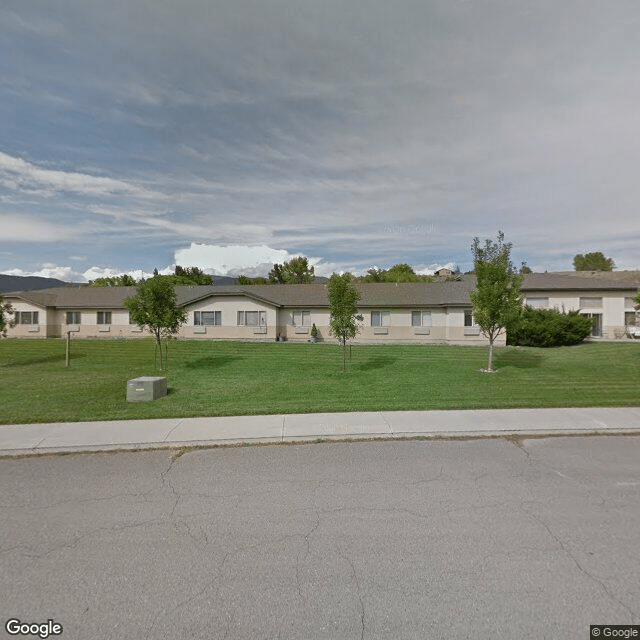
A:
[50,309,145,339]
[182,296,278,341]
[278,306,495,345]
[4,299,53,338]
[280,308,330,341]
[8,289,634,343]
[524,290,638,339]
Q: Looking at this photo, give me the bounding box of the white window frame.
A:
[97,311,112,325]
[292,310,311,326]
[66,311,81,325]
[194,310,221,326]
[371,311,390,327]
[237,310,266,326]
[411,310,432,327]
[17,311,39,325]
[464,310,475,327]
[526,297,549,309]
[579,297,603,308]
[625,297,637,309]
[581,312,603,337]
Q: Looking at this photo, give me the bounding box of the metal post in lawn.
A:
[65,330,70,367]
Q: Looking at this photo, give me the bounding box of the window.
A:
[625,311,638,326]
[194,311,221,326]
[97,311,112,325]
[625,297,637,309]
[464,310,474,327]
[581,313,602,337]
[579,297,602,308]
[292,310,310,326]
[526,297,548,309]
[66,312,81,325]
[411,310,432,327]
[237,310,266,326]
[371,311,390,327]
[17,311,38,325]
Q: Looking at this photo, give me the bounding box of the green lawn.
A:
[0,339,639,424]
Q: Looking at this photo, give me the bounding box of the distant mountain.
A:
[211,275,237,285]
[0,274,77,294]
[0,273,328,293]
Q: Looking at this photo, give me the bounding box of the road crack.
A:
[337,547,365,640]
[523,507,636,619]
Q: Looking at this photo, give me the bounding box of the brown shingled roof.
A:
[5,273,635,311]
[521,273,639,291]
[5,281,476,309]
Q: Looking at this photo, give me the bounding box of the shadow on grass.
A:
[357,355,398,371]
[494,349,544,369]
[182,355,243,369]
[0,352,87,367]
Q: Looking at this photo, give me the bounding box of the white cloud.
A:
[0,8,65,38]
[0,215,78,242]
[415,262,458,276]
[81,266,173,281]
[3,265,167,282]
[174,243,326,277]
[0,152,164,200]
[3,265,80,281]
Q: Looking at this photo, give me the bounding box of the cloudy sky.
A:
[1,0,639,281]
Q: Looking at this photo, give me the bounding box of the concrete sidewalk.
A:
[1,407,640,456]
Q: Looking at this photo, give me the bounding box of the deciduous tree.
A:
[124,276,187,369]
[519,262,532,274]
[573,252,615,271]
[470,231,523,372]
[173,266,213,285]
[358,264,434,283]
[88,274,138,287]
[0,295,14,337]
[328,273,361,371]
[269,257,315,284]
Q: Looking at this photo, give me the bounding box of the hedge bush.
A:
[507,307,593,347]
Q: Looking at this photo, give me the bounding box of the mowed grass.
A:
[0,338,639,424]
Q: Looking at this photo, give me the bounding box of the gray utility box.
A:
[127,376,167,403]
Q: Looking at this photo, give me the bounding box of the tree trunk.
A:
[155,332,164,369]
[486,336,494,372]
[342,335,346,372]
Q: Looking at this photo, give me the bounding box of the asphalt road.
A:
[1,436,639,639]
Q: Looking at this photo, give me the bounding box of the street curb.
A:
[2,427,639,459]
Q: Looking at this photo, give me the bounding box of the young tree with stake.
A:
[124,276,187,369]
[470,231,523,372]
[328,273,361,371]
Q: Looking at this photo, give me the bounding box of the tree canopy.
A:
[573,252,615,271]
[88,274,138,287]
[89,266,213,287]
[268,256,315,284]
[519,262,533,274]
[359,263,434,283]
[470,231,523,372]
[172,266,214,285]
[327,273,361,371]
[123,276,187,369]
[0,296,14,337]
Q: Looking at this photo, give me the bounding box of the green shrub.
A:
[507,307,593,347]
